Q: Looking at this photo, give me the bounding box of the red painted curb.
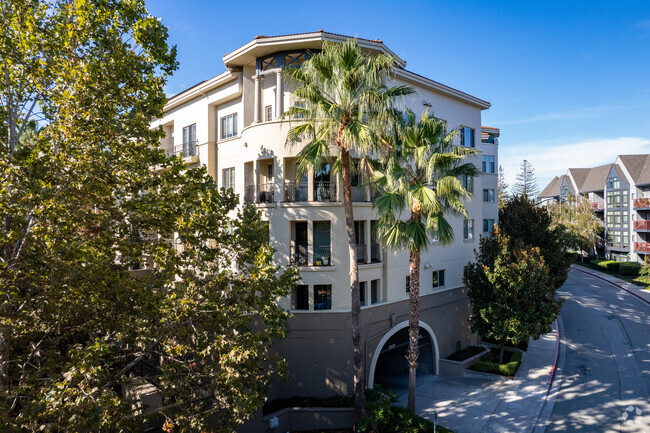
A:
[573,266,650,306]
[547,319,559,386]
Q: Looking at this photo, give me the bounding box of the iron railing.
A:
[355,244,367,263]
[351,186,366,202]
[284,181,308,202]
[314,181,337,202]
[290,241,308,266]
[257,183,274,203]
[313,244,332,266]
[371,243,381,262]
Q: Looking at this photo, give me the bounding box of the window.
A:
[313,221,331,266]
[606,177,620,190]
[464,219,474,240]
[406,275,410,292]
[314,284,332,310]
[482,155,495,174]
[460,126,475,148]
[432,270,445,288]
[220,113,238,139]
[284,52,306,68]
[371,279,379,304]
[260,55,276,71]
[223,167,235,191]
[292,285,309,310]
[462,175,474,194]
[359,281,367,306]
[265,105,273,122]
[483,189,495,202]
[483,219,495,234]
[182,124,197,157]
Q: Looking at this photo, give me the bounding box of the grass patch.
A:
[446,345,485,362]
[472,348,523,378]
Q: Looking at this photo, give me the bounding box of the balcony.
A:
[180,140,198,158]
[370,186,382,201]
[634,241,650,253]
[590,201,605,210]
[634,220,650,231]
[256,183,274,203]
[371,243,381,263]
[313,244,332,266]
[290,241,308,266]
[284,181,308,202]
[244,185,255,204]
[351,186,366,202]
[314,181,337,202]
[355,244,367,263]
[634,198,650,209]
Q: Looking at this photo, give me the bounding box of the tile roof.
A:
[254,30,383,44]
[539,175,562,198]
[578,164,612,193]
[619,154,650,185]
[567,168,591,191]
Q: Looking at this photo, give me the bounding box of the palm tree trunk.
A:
[341,148,365,421]
[407,246,420,410]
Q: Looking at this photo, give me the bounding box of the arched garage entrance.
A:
[368,321,439,390]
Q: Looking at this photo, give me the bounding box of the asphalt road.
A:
[547,269,650,432]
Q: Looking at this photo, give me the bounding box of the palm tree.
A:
[373,109,478,410]
[283,39,413,420]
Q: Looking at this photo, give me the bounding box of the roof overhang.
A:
[222,31,407,69]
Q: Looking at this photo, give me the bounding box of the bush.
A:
[590,259,605,269]
[620,262,640,276]
[640,264,650,277]
[472,349,523,377]
[565,252,579,263]
[605,261,621,272]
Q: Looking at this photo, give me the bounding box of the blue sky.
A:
[147,0,650,191]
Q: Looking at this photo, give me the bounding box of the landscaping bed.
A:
[446,345,486,361]
[575,260,650,289]
[471,348,523,378]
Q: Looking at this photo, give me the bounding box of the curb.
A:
[533,315,566,432]
[572,265,650,306]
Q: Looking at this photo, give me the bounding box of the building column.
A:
[275,70,283,119]
[253,75,262,123]
[365,220,371,264]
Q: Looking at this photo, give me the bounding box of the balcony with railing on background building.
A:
[355,243,367,264]
[314,181,337,202]
[290,241,308,266]
[313,244,332,266]
[634,198,650,209]
[634,241,650,253]
[283,181,308,202]
[256,183,274,203]
[351,186,366,202]
[634,220,650,231]
[590,201,605,211]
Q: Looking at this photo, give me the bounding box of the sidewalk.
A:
[571,264,650,305]
[397,321,559,433]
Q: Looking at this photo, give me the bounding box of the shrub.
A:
[565,252,579,263]
[590,259,605,269]
[473,349,523,377]
[640,264,650,277]
[619,262,640,276]
[605,261,621,272]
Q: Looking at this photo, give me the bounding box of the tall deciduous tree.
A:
[499,195,571,290]
[498,164,509,208]
[0,1,295,431]
[548,193,603,258]
[464,228,563,363]
[511,159,539,198]
[373,110,477,410]
[283,39,413,420]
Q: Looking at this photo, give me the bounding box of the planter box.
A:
[439,346,490,376]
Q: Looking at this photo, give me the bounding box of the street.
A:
[548,269,650,432]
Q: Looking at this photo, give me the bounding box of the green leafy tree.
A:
[283,39,414,420]
[0,1,295,431]
[511,159,539,198]
[373,110,477,410]
[548,193,603,259]
[499,195,571,290]
[498,164,509,208]
[464,228,563,363]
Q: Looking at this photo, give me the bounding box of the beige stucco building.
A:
[150,31,498,402]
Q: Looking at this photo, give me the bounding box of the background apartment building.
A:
[150,31,497,400]
[538,154,650,263]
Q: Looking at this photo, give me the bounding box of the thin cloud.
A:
[636,19,650,29]
[499,137,650,193]
[493,103,650,126]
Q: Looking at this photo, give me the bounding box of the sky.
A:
[146,0,650,192]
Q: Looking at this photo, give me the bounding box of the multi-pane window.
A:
[606,177,620,189]
[464,219,474,240]
[462,175,474,194]
[483,219,495,234]
[223,167,235,191]
[265,105,273,122]
[460,126,475,148]
[432,270,445,288]
[313,284,332,310]
[483,189,495,202]
[182,124,197,157]
[291,285,309,310]
[482,155,495,174]
[284,52,306,67]
[359,281,367,307]
[220,113,238,139]
[371,279,379,304]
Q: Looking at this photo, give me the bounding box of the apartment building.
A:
[150,31,496,401]
[538,154,650,263]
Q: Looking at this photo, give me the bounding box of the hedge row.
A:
[473,350,523,377]
[589,259,640,276]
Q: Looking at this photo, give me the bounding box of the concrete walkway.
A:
[396,321,559,433]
